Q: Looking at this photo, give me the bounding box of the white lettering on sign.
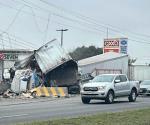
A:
[104,40,119,47]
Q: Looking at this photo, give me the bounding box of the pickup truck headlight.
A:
[98,86,106,90]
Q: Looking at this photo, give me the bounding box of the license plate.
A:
[86,91,93,94]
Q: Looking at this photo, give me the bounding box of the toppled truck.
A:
[12,39,80,94]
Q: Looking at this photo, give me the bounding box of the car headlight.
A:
[98,86,106,90]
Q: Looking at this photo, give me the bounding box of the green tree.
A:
[69,45,103,61]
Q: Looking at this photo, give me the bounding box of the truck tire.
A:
[81,97,91,104]
[128,89,137,102]
[105,90,114,104]
[68,85,80,94]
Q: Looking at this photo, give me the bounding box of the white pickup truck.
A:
[80,74,140,104]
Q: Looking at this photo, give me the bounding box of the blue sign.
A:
[120,46,127,54]
[120,38,128,54]
[121,40,127,46]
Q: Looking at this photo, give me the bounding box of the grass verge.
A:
[19,108,150,125]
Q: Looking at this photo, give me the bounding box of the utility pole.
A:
[56,29,68,46]
[106,28,109,39]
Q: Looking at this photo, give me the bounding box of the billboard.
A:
[103,38,128,54]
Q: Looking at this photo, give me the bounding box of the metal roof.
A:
[78,52,128,66]
[16,39,74,74]
[35,39,72,74]
[132,58,150,66]
[0,49,33,53]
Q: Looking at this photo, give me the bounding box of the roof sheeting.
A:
[15,39,73,73]
[132,58,150,66]
[78,52,128,66]
[35,39,72,74]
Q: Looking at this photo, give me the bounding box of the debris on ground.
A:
[21,92,33,99]
[2,89,15,98]
[1,39,80,99]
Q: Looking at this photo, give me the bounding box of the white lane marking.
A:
[0,114,29,119]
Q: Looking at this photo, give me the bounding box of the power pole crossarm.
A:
[56,29,68,46]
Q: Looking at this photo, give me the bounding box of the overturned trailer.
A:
[15,39,80,94]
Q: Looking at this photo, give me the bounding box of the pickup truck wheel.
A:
[81,97,90,104]
[105,91,114,104]
[128,89,137,102]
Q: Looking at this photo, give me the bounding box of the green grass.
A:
[19,108,150,125]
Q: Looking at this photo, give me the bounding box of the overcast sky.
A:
[0,0,150,58]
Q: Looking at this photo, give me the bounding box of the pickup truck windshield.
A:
[91,75,115,82]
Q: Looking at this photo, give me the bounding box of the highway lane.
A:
[0,96,150,125]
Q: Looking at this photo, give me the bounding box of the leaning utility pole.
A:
[56,29,68,46]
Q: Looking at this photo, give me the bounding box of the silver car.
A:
[139,80,150,95]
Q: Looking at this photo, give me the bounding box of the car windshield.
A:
[91,75,115,82]
[141,81,150,85]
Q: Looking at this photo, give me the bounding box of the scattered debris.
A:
[21,93,33,99]
[2,89,14,98]
[1,39,80,99]
[0,82,11,94]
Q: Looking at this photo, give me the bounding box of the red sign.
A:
[104,39,119,48]
[104,48,119,53]
[0,53,4,60]
[103,38,128,54]
[104,38,120,53]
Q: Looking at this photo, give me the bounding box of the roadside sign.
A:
[104,48,119,53]
[103,38,128,54]
[104,38,120,53]
[120,38,128,54]
[0,53,4,60]
[0,53,18,61]
[104,39,119,48]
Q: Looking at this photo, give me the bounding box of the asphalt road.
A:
[1,95,150,125]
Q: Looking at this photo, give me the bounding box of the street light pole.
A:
[56,29,68,46]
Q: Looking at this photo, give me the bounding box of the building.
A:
[0,49,33,82]
[78,52,128,77]
[129,58,150,81]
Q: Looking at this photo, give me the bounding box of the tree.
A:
[69,45,103,61]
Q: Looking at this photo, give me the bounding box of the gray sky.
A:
[0,0,150,58]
